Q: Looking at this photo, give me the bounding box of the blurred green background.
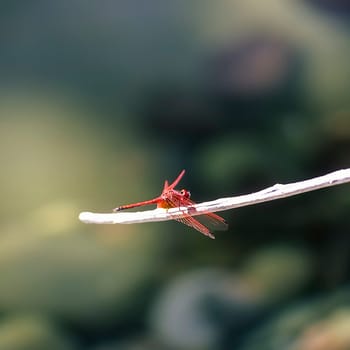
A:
[0,1,350,349]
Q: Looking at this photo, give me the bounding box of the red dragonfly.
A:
[113,170,228,239]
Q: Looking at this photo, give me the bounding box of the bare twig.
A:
[79,168,350,225]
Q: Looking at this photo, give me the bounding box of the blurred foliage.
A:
[0,314,76,350]
[0,1,349,349]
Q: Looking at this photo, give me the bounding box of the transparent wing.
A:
[175,215,216,239]
[193,211,228,231]
[165,195,228,239]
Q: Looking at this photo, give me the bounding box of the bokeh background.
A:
[1,1,350,349]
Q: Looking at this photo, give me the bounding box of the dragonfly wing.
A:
[163,180,169,191]
[175,215,216,239]
[165,196,227,239]
[167,170,186,190]
[196,211,228,231]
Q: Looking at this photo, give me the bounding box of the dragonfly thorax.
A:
[158,188,191,208]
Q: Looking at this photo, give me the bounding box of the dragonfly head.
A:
[180,189,191,199]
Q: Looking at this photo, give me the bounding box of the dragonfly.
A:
[113,170,228,239]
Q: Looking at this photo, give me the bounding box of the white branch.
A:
[79,168,350,225]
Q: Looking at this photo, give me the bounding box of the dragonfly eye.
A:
[180,189,190,198]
